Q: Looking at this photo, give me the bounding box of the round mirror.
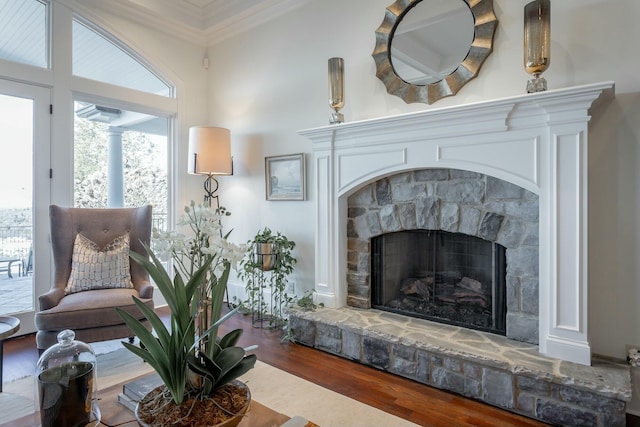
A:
[373,0,498,104]
[391,1,474,85]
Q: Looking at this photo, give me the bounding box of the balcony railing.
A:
[0,213,167,259]
[0,226,31,258]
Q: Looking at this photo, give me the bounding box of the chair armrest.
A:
[39,288,66,310]
[137,282,154,300]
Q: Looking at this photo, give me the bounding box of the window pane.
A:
[73,20,171,97]
[0,0,48,68]
[0,93,35,314]
[73,102,168,231]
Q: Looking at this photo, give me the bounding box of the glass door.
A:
[0,79,51,334]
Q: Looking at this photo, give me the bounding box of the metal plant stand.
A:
[250,245,281,329]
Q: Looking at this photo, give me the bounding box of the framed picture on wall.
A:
[265,153,306,201]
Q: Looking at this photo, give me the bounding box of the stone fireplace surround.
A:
[347,169,539,343]
[292,83,632,425]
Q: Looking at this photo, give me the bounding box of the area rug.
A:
[1,348,418,427]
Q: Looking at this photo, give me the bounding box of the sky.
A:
[0,94,33,209]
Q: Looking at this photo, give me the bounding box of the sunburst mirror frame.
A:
[372,0,498,105]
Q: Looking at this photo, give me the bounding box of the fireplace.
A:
[371,230,507,335]
[300,82,614,365]
[293,83,630,425]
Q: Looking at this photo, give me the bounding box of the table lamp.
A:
[187,126,233,208]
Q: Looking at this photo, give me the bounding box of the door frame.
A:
[0,78,51,335]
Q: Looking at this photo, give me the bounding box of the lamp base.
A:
[527,75,547,93]
[203,174,219,208]
[329,111,344,125]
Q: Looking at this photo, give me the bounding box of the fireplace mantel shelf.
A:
[299,82,615,366]
[300,82,615,143]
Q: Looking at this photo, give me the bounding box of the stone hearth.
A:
[289,307,631,427]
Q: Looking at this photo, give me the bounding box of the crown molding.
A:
[55,0,307,47]
[205,0,314,45]
[56,0,208,45]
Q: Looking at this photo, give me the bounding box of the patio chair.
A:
[34,205,154,351]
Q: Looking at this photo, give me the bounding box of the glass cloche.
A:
[35,329,100,427]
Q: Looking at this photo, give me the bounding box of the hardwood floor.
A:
[2,307,626,426]
[218,309,550,427]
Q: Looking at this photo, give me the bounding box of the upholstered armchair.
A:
[35,205,155,351]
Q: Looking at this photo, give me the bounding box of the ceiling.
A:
[64,0,309,46]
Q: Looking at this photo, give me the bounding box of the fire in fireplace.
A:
[371,230,506,335]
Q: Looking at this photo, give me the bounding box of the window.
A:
[74,102,168,231]
[72,19,171,97]
[70,18,173,230]
[0,0,48,68]
[0,0,177,328]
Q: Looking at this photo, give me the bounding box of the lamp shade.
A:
[187,126,232,175]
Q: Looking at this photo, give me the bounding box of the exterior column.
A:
[107,126,125,208]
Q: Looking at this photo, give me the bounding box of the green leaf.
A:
[187,354,221,381]
[215,347,245,378]
[219,328,243,349]
[116,307,162,355]
[130,297,170,348]
[214,354,257,392]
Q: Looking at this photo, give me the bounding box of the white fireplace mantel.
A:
[299,82,615,365]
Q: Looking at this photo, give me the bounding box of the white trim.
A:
[0,59,54,88]
[205,0,314,45]
[300,82,615,366]
[71,77,177,117]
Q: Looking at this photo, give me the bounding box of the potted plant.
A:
[238,227,296,330]
[117,202,255,427]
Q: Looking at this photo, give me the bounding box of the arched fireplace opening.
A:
[371,230,506,335]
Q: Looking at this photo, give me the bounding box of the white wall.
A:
[206,0,640,360]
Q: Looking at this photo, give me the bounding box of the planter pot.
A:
[135,380,251,427]
[255,243,277,271]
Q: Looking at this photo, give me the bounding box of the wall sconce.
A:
[187,126,233,208]
[524,0,550,93]
[328,57,345,124]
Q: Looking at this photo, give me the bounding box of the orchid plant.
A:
[152,201,247,356]
[118,201,255,405]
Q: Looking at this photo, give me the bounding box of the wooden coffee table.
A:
[0,372,294,427]
[0,315,20,393]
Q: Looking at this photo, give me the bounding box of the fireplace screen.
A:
[371,230,506,335]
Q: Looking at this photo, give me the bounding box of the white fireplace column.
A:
[300,82,615,365]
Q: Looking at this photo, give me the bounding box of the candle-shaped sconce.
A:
[328,57,345,124]
[524,0,550,93]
